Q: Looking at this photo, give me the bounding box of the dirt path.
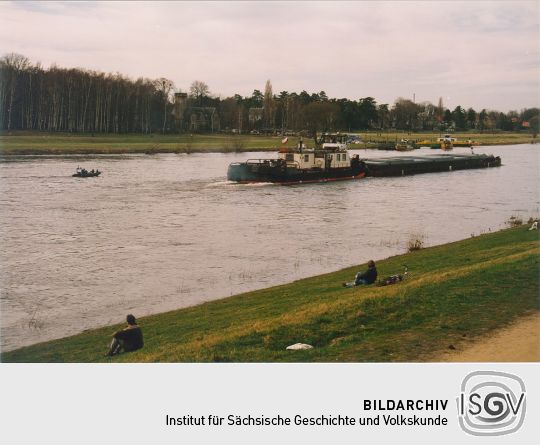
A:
[438,313,540,362]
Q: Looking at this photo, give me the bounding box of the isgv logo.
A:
[457,371,526,436]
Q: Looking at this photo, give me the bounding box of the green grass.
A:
[0,130,535,155]
[360,130,536,146]
[0,132,283,155]
[3,226,538,363]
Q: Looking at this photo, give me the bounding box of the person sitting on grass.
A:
[343,260,378,288]
[105,314,144,357]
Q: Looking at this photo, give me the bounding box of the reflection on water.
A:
[0,145,538,351]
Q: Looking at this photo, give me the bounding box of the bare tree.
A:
[2,53,30,130]
[155,78,174,133]
[435,97,444,126]
[263,79,276,128]
[190,80,209,106]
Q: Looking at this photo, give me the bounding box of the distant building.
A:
[173,93,189,124]
[173,92,220,132]
[187,107,219,132]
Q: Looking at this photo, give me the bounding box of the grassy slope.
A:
[3,226,538,363]
[0,131,535,155]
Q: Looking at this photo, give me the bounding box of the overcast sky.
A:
[1,1,539,111]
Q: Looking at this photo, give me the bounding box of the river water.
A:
[0,144,538,351]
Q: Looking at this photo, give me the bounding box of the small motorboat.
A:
[72,167,101,178]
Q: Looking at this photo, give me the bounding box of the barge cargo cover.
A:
[363,153,501,177]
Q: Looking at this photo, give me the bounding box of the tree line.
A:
[1,53,538,136]
[0,53,173,133]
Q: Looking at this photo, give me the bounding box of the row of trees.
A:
[1,53,539,135]
[0,53,174,133]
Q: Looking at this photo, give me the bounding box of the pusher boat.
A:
[227,133,365,184]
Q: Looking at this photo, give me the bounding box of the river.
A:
[0,144,538,351]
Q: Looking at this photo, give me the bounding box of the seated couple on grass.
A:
[343,260,378,288]
[105,314,144,357]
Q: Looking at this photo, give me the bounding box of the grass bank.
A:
[0,131,535,155]
[2,226,538,363]
[361,130,536,147]
[0,132,282,155]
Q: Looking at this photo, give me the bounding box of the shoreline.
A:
[0,131,536,156]
[2,225,538,362]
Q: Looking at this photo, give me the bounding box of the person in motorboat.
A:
[343,260,378,288]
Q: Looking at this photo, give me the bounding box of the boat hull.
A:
[72,172,101,178]
[227,162,366,184]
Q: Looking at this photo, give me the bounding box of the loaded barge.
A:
[226,134,501,184]
[364,153,501,177]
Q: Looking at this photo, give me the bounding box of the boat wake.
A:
[238,182,276,187]
[205,180,237,187]
[205,180,275,188]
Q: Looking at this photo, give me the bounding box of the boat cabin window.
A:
[304,154,309,162]
[286,153,294,161]
[336,154,341,161]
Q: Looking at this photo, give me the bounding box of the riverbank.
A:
[2,225,538,362]
[0,131,536,155]
[361,130,536,147]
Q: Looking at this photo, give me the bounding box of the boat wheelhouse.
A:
[437,134,455,150]
[437,134,457,143]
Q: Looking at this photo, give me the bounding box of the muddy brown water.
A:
[0,144,538,351]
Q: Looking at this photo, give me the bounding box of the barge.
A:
[363,153,501,177]
[226,134,501,184]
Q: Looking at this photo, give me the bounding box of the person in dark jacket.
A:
[355,260,377,285]
[343,260,378,287]
[105,314,144,357]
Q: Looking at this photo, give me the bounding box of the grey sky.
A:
[1,0,539,111]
